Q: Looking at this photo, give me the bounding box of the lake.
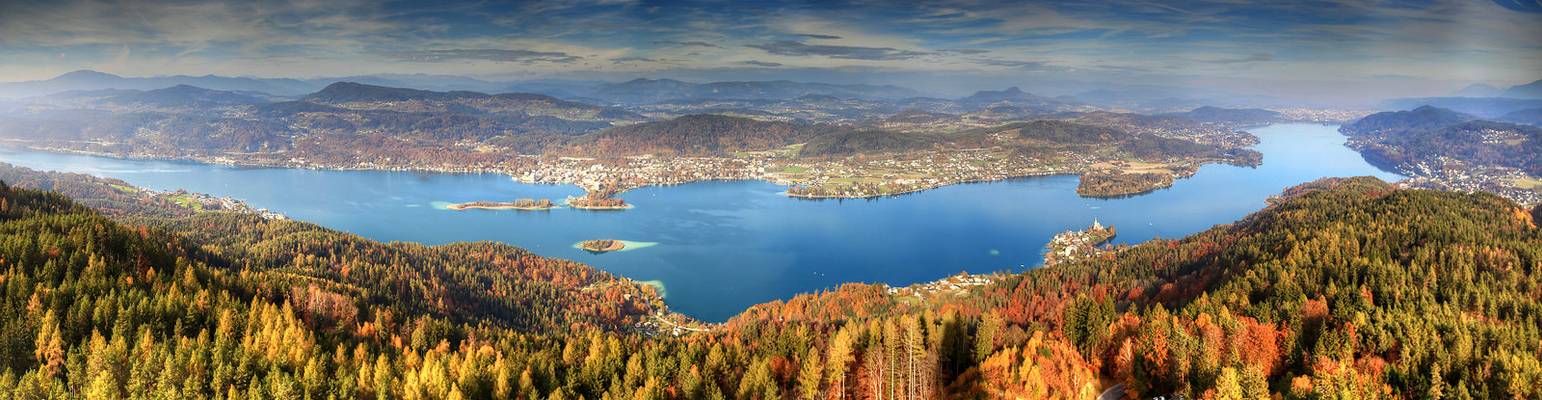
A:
[0,123,1400,321]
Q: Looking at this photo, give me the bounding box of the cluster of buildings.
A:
[1043,220,1117,266]
[1394,157,1542,206]
[886,272,997,299]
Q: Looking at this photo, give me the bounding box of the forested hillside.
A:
[0,173,1538,399]
[1343,109,1542,176]
[559,114,830,157]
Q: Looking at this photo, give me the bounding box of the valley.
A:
[0,123,1400,322]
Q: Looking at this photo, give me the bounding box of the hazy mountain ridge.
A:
[587,78,923,104]
[1160,106,1286,125]
[559,114,831,157]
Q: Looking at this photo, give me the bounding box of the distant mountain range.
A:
[1160,106,1285,125]
[1379,97,1542,119]
[1503,79,1542,99]
[1453,83,1503,97]
[953,86,1083,112]
[1386,79,1542,118]
[0,70,930,105]
[0,70,317,98]
[585,78,922,104]
[103,85,273,108]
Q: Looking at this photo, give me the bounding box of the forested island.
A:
[578,239,626,253]
[445,198,556,211]
[566,190,632,210]
[1,163,1539,399]
[1076,171,1177,198]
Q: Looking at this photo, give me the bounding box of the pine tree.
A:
[797,346,823,400]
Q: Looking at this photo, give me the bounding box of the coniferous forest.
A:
[0,166,1539,399]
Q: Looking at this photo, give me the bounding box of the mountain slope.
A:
[0,69,317,98]
[103,85,270,108]
[1501,79,1542,99]
[1342,105,1476,132]
[561,114,829,156]
[733,177,1542,398]
[1161,106,1284,125]
[587,78,921,104]
[1501,107,1542,126]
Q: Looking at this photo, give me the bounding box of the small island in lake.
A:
[566,189,632,210]
[578,239,626,253]
[446,198,556,211]
[1077,171,1176,198]
[1043,220,1117,266]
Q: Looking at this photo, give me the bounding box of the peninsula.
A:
[445,198,557,211]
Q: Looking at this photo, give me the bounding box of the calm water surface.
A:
[0,124,1400,321]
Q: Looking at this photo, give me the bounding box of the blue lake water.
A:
[0,123,1401,321]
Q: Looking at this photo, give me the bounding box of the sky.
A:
[0,0,1539,102]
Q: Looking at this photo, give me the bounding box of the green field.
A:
[165,193,205,211]
[1515,177,1542,190]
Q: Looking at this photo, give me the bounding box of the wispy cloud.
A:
[0,0,1537,103]
[1206,53,1273,64]
[741,60,783,67]
[747,41,930,60]
[973,58,1054,71]
[390,49,581,64]
[654,40,722,48]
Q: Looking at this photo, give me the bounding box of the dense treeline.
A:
[798,130,936,157]
[735,177,1542,398]
[998,120,1260,164]
[0,172,1539,399]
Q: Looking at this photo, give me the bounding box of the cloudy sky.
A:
[0,0,1539,101]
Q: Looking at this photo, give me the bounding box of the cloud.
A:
[1207,53,1273,64]
[973,58,1052,71]
[740,60,783,67]
[654,40,721,48]
[390,49,581,64]
[610,56,657,64]
[746,41,930,60]
[1490,0,1542,13]
[794,33,842,39]
[941,49,990,55]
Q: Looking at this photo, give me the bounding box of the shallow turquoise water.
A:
[0,124,1400,321]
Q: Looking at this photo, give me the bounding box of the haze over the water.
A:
[1,0,1539,106]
